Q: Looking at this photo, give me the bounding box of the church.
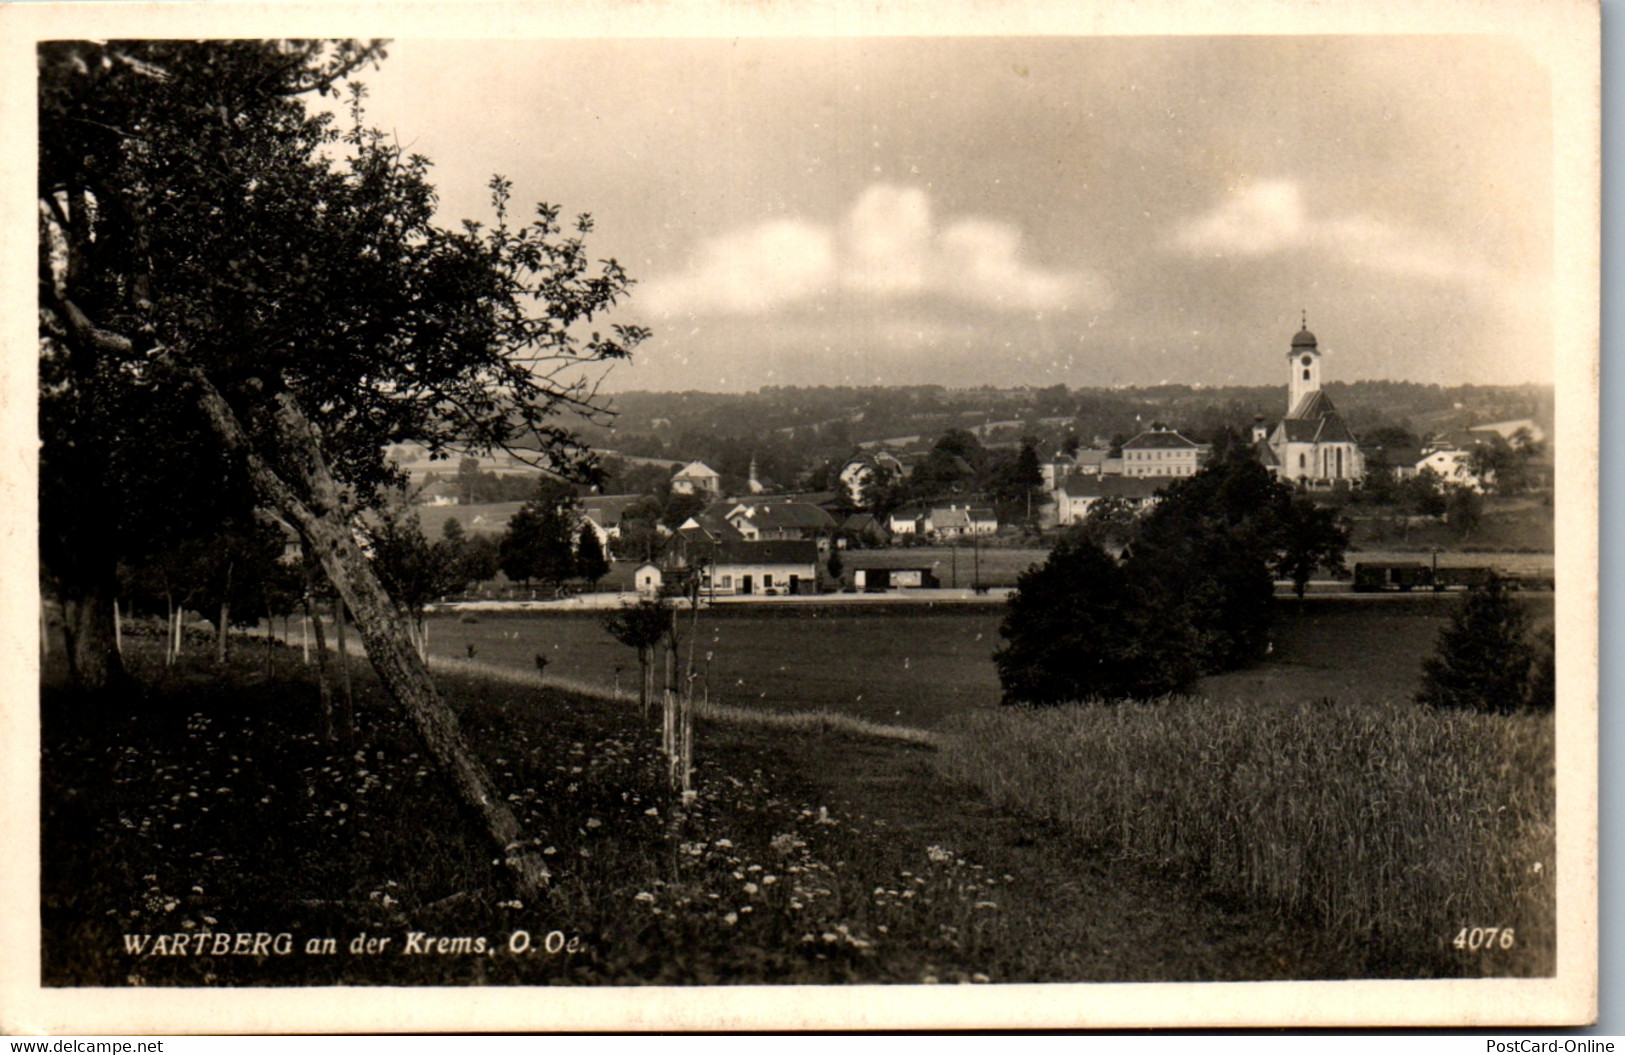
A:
[1254,320,1364,487]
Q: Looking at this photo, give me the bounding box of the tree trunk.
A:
[303,587,335,741]
[184,370,550,895]
[164,591,176,666]
[59,573,128,691]
[217,599,230,664]
[334,596,354,738]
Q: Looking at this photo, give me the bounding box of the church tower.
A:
[1287,313,1322,416]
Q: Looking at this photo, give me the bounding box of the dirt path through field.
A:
[721,726,1395,982]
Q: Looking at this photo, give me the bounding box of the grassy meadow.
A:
[44,642,1399,986]
[427,594,1554,726]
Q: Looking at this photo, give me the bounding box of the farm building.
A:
[925,505,998,539]
[837,513,891,548]
[726,501,835,546]
[633,562,663,599]
[700,540,820,597]
[887,506,932,536]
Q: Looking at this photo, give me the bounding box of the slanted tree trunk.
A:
[185,370,550,895]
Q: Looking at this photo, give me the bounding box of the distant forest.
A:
[569,381,1553,496]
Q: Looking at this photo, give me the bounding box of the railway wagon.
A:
[1352,562,1433,592]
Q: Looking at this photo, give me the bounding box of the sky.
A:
[347,34,1555,393]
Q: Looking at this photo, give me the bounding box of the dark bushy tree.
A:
[995,444,1347,705]
[1417,578,1544,713]
[575,523,610,588]
[995,534,1185,704]
[1273,496,1351,598]
[500,480,579,590]
[1126,445,1288,672]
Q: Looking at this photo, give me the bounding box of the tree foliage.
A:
[38,39,649,893]
[1417,578,1548,713]
[500,479,580,589]
[575,523,610,587]
[996,445,1349,704]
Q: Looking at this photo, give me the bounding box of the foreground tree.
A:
[1417,578,1543,713]
[994,534,1145,705]
[39,40,648,894]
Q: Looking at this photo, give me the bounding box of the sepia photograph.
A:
[0,0,1599,1033]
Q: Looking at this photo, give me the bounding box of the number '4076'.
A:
[1454,927,1515,951]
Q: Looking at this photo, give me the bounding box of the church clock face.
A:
[1301,355,1313,367]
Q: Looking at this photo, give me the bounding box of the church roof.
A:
[1291,326,1318,349]
[1281,389,1358,444]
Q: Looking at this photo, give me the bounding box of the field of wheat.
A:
[934,697,1555,974]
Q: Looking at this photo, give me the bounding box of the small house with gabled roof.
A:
[700,539,820,597]
[671,461,722,496]
[1054,474,1166,523]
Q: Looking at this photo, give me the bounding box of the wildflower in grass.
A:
[743,882,759,895]
[586,817,602,829]
[715,838,734,849]
[723,912,738,925]
[645,807,659,818]
[762,875,777,885]
[972,973,991,984]
[634,892,655,903]
[926,845,954,864]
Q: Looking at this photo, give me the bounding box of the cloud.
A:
[1171,179,1485,284]
[641,184,1108,316]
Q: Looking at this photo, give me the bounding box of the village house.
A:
[725,501,835,547]
[837,449,906,507]
[887,506,933,536]
[700,540,821,597]
[1358,444,1424,481]
[578,494,649,551]
[670,461,722,497]
[1120,426,1206,478]
[837,512,891,549]
[1053,474,1165,523]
